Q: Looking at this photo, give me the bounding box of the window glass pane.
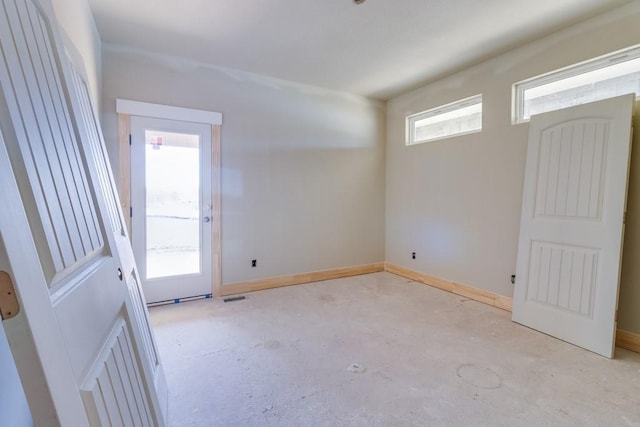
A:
[145,130,201,279]
[514,45,640,123]
[407,95,482,145]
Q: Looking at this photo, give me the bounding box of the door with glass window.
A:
[131,116,213,303]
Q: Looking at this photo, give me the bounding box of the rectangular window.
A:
[406,94,482,145]
[513,44,640,124]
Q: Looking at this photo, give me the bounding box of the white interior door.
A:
[513,94,635,358]
[0,0,167,424]
[131,116,213,304]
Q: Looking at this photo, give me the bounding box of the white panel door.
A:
[513,94,634,358]
[130,116,213,304]
[0,0,167,424]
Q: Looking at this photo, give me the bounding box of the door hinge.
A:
[130,206,133,218]
[0,271,19,320]
[129,134,132,146]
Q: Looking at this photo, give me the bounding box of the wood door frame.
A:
[116,101,222,298]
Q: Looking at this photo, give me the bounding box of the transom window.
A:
[406,94,483,145]
[513,44,640,124]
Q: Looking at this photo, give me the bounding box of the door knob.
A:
[203,216,211,223]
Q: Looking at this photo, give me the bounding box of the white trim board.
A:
[116,99,222,125]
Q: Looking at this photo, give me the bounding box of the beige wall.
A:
[0,242,32,426]
[386,2,640,333]
[51,0,102,109]
[101,46,386,286]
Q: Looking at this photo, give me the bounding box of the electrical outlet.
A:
[412,252,416,260]
[251,259,257,268]
[511,274,516,285]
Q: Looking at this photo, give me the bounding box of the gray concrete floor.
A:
[149,272,640,426]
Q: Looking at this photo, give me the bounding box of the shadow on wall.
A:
[221,145,385,284]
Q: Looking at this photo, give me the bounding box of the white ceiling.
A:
[88,0,632,100]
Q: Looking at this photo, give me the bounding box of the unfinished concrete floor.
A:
[149,272,640,426]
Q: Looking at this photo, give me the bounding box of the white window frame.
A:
[406,94,483,145]
[512,44,640,124]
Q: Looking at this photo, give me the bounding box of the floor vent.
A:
[224,296,246,303]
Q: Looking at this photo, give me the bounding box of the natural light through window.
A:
[406,94,483,145]
[145,130,201,279]
[513,44,640,123]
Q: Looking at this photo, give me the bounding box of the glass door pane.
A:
[144,130,201,279]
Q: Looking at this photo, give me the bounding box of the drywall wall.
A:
[101,46,386,286]
[50,0,101,109]
[0,324,33,427]
[386,2,640,334]
[0,239,32,426]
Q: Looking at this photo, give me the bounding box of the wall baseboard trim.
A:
[220,263,385,296]
[384,263,638,355]
[384,263,513,312]
[616,329,640,354]
[220,262,639,355]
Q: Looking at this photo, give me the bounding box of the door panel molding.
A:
[0,129,86,425]
[64,47,167,425]
[80,318,154,426]
[513,94,634,358]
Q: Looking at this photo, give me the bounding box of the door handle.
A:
[203,216,211,223]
